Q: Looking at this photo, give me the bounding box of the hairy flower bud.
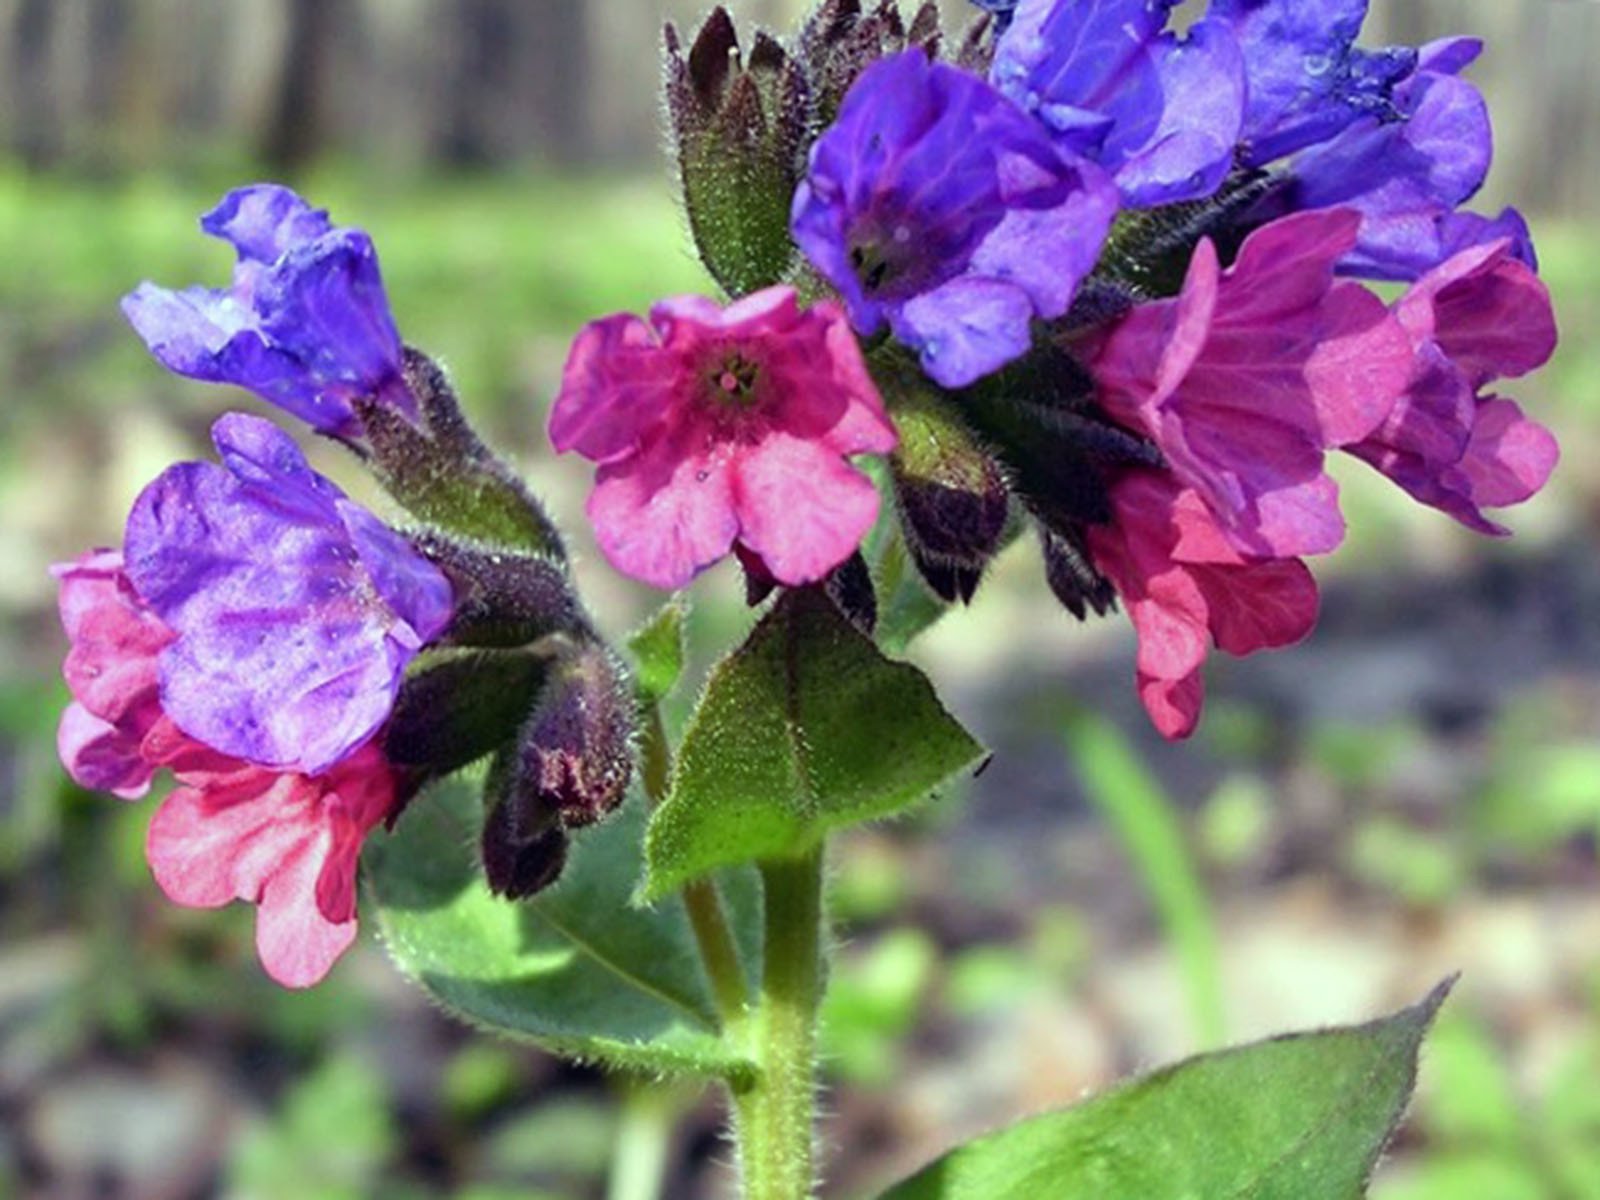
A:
[481,744,570,900]
[885,369,1011,603]
[664,9,809,297]
[798,0,942,127]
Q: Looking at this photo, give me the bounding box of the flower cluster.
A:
[548,0,1557,738]
[62,187,632,985]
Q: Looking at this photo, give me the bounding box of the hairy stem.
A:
[733,847,826,1200]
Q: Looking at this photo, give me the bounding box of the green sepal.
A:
[877,979,1455,1200]
[367,777,761,1083]
[357,348,566,557]
[640,588,984,900]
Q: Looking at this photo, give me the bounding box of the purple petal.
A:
[201,185,335,264]
[123,414,451,774]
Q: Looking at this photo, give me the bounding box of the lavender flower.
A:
[991,0,1247,208]
[791,49,1118,389]
[123,185,413,441]
[1214,0,1418,167]
[123,413,454,775]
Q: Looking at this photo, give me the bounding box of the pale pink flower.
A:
[549,286,897,589]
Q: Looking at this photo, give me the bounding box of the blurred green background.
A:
[3,1,1600,1197]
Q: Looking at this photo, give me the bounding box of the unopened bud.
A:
[883,364,1010,604]
[482,746,570,899]
[516,641,636,831]
[799,0,941,127]
[665,9,808,296]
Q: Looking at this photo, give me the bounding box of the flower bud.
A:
[664,9,809,297]
[409,532,590,649]
[514,642,636,832]
[1040,530,1116,622]
[883,366,1010,603]
[798,1,942,127]
[383,647,553,791]
[481,745,570,899]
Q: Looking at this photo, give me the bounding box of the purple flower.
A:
[123,413,454,775]
[1276,38,1503,280]
[123,186,413,441]
[1213,0,1417,166]
[791,50,1118,389]
[991,0,1247,207]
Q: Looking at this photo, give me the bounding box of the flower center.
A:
[705,351,763,408]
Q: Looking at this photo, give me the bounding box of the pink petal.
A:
[1137,671,1205,741]
[57,702,155,800]
[548,312,676,464]
[146,771,310,908]
[730,433,882,586]
[255,831,358,989]
[1191,559,1320,656]
[1455,397,1559,509]
[587,428,739,590]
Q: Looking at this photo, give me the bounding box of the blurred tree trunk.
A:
[10,0,61,167]
[260,0,346,173]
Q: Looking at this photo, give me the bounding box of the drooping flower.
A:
[124,413,455,775]
[549,286,896,590]
[1085,469,1320,738]
[1088,209,1414,559]
[1269,37,1507,281]
[791,49,1118,389]
[54,550,399,987]
[1212,0,1418,167]
[990,0,1247,207]
[122,185,413,441]
[1347,239,1559,533]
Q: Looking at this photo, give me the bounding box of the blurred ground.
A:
[3,3,1600,1198]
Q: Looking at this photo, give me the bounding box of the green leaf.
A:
[628,598,689,707]
[878,980,1454,1200]
[642,590,983,900]
[367,778,759,1082]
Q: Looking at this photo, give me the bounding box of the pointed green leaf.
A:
[628,598,689,707]
[367,778,759,1082]
[878,981,1454,1200]
[642,590,983,900]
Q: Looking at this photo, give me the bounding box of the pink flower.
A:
[1086,470,1320,739]
[549,286,897,590]
[55,551,397,987]
[1346,238,1559,533]
[1089,209,1414,559]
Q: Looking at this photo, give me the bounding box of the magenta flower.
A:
[55,551,398,987]
[1348,239,1559,533]
[1085,470,1320,739]
[549,286,897,590]
[124,414,454,775]
[1088,209,1415,559]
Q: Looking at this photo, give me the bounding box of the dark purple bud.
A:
[883,365,1010,604]
[686,6,739,108]
[482,748,570,899]
[1041,529,1116,622]
[824,550,877,635]
[384,647,553,788]
[798,0,938,127]
[515,642,636,830]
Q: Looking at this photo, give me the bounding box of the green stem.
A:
[733,847,826,1200]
